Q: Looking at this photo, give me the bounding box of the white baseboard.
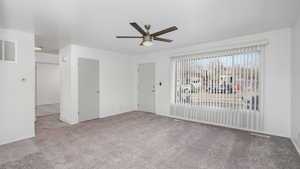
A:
[99,110,133,118]
[59,113,77,125]
[0,133,35,146]
[36,102,60,106]
[291,138,300,156]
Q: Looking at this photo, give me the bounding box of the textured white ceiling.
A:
[1,0,300,54]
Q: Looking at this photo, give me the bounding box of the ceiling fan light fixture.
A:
[141,35,153,47]
[142,40,153,47]
[34,46,43,51]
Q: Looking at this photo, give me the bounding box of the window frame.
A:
[170,44,266,114]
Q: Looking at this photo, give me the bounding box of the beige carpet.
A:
[0,111,299,169]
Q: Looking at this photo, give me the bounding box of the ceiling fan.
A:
[116,22,178,47]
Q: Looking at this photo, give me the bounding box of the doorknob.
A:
[152,90,155,92]
[96,90,100,94]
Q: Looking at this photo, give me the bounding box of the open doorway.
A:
[35,52,60,119]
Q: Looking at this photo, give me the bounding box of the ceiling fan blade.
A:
[151,26,178,37]
[116,36,143,38]
[130,22,147,35]
[153,37,173,42]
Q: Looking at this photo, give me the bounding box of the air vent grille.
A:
[0,40,16,62]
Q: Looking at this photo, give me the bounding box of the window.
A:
[0,40,16,62]
[171,44,265,131]
[174,52,260,111]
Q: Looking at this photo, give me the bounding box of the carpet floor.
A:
[0,111,299,169]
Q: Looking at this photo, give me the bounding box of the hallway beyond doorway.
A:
[36,103,60,117]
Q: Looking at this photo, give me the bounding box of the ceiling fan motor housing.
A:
[143,34,152,41]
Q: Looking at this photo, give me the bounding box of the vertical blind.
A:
[170,44,265,131]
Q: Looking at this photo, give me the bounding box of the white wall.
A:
[292,16,300,152]
[133,28,292,137]
[59,45,135,124]
[59,46,74,123]
[36,52,60,105]
[0,29,35,145]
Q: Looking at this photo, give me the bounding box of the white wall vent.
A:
[0,40,16,62]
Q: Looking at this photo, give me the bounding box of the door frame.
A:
[137,62,156,113]
[78,57,100,122]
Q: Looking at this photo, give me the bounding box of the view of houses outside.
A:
[174,53,260,111]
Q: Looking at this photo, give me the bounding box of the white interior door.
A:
[138,63,155,113]
[78,58,99,122]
